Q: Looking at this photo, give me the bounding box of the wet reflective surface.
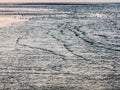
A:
[0,3,120,90]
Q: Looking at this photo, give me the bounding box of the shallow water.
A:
[0,3,120,90]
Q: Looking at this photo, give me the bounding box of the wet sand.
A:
[0,3,120,90]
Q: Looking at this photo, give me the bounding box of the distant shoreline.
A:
[0,2,120,5]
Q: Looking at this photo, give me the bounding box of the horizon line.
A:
[0,2,120,4]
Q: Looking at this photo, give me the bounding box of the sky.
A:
[0,0,120,3]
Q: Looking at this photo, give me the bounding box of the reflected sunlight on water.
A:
[0,16,26,27]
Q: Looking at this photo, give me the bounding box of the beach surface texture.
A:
[0,3,120,90]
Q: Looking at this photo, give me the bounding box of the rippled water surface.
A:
[0,3,120,90]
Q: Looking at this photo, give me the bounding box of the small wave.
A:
[89,13,107,18]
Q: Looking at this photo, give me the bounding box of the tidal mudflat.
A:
[0,3,120,90]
